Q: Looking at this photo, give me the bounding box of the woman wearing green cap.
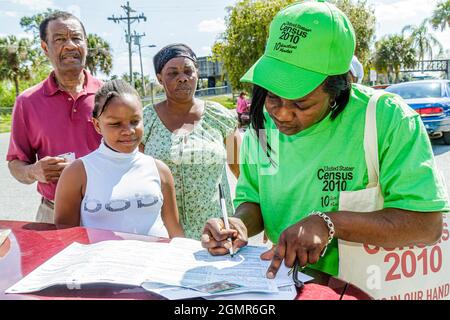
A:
[201,0,448,282]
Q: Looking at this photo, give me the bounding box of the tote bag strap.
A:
[364,91,386,188]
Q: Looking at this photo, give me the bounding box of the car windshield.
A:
[385,82,442,99]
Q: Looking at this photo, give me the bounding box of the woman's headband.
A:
[153,43,197,75]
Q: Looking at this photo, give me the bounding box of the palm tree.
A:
[374,35,416,83]
[85,34,113,76]
[402,19,443,72]
[0,36,38,96]
[431,0,450,31]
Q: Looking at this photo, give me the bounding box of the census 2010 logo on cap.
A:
[273,22,312,54]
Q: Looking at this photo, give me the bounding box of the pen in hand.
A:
[219,184,235,257]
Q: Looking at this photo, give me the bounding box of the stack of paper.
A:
[6,237,313,299]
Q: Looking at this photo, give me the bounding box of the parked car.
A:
[384,80,450,144]
[371,84,391,90]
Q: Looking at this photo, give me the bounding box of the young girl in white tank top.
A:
[54,80,184,238]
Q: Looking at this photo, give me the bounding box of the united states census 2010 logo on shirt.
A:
[273,22,312,53]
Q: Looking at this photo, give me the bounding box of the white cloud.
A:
[18,32,34,40]
[4,11,19,17]
[65,5,82,20]
[434,31,450,56]
[367,0,450,53]
[198,18,225,33]
[111,51,152,78]
[111,52,132,77]
[200,46,212,55]
[370,0,441,36]
[8,0,55,11]
[0,32,34,40]
[101,32,113,38]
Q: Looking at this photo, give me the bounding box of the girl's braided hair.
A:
[93,79,141,118]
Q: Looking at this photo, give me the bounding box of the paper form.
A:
[141,238,314,300]
[6,238,281,295]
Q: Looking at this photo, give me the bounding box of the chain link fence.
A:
[141,85,232,105]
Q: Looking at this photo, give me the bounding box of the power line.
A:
[107,1,146,86]
[130,31,156,96]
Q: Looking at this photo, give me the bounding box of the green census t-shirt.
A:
[234,84,450,276]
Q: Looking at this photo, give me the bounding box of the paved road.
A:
[0,133,40,221]
[1,132,449,246]
[430,138,450,197]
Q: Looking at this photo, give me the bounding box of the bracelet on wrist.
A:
[309,210,335,257]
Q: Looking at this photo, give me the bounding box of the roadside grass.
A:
[203,94,236,110]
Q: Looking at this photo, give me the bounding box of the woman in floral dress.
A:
[140,44,241,239]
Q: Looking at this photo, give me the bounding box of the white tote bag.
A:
[338,91,450,300]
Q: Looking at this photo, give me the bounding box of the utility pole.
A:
[108,2,146,86]
[131,30,156,98]
[132,31,147,96]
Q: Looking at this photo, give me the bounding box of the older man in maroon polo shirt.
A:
[6,11,102,223]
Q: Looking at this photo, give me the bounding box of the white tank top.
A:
[80,141,168,237]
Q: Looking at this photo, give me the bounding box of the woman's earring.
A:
[330,101,337,111]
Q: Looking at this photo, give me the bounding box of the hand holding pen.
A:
[219,184,234,257]
[200,185,249,256]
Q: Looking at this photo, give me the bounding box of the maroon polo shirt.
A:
[7,70,102,200]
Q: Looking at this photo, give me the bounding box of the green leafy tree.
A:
[402,19,443,71]
[20,8,60,41]
[214,0,376,91]
[86,34,113,76]
[212,0,294,91]
[331,0,376,73]
[431,0,450,31]
[0,36,39,96]
[0,81,16,111]
[19,8,59,70]
[374,35,416,83]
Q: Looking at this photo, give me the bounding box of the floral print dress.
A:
[142,101,237,239]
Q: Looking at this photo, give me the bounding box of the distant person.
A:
[6,12,102,223]
[236,91,250,127]
[54,80,184,238]
[350,55,364,84]
[140,43,241,239]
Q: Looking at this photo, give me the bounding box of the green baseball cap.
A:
[240,0,356,99]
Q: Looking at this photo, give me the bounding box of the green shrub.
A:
[0,82,16,114]
[0,113,12,133]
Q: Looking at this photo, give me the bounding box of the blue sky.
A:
[0,0,449,81]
